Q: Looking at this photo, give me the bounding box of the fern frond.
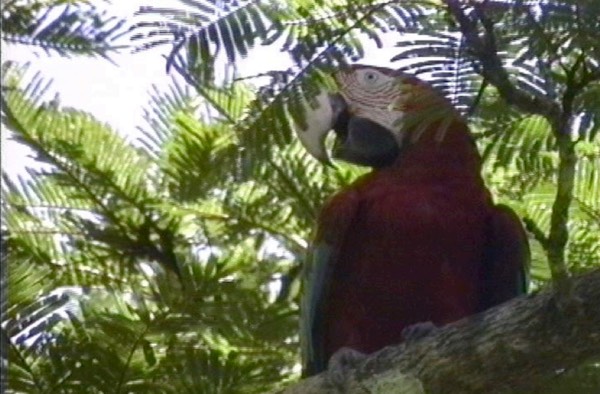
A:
[392,32,481,114]
[138,79,197,159]
[573,153,600,219]
[1,66,186,282]
[132,0,274,81]
[577,85,600,142]
[163,118,238,202]
[481,114,556,196]
[2,3,130,59]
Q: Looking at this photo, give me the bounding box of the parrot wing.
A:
[480,204,530,310]
[300,189,360,376]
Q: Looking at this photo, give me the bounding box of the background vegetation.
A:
[2,0,599,392]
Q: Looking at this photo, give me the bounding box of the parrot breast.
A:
[321,120,493,357]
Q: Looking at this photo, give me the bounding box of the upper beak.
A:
[294,91,347,164]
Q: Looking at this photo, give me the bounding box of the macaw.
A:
[295,65,529,377]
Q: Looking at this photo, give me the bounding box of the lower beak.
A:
[331,116,400,168]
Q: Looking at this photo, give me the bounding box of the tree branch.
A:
[444,0,585,307]
[281,269,600,393]
[444,0,561,125]
[546,133,577,304]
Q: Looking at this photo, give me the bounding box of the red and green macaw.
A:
[295,65,529,376]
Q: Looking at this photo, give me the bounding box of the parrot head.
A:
[295,64,459,167]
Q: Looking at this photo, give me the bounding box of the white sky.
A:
[1,1,397,180]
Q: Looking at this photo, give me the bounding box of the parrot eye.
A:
[363,70,380,85]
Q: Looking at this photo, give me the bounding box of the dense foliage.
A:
[2,0,599,392]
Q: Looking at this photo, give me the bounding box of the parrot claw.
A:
[326,347,366,392]
[402,321,438,342]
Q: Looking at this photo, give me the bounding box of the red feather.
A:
[305,119,528,371]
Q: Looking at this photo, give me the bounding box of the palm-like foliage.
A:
[3,0,600,392]
[2,63,304,392]
[2,0,130,59]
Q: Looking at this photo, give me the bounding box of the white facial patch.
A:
[336,68,408,147]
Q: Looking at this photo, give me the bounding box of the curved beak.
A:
[295,92,348,164]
